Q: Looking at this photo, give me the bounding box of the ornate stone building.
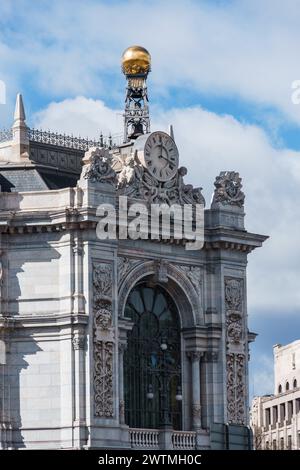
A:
[0,46,267,449]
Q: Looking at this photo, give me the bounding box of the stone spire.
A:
[11,93,29,161]
[169,124,174,141]
[13,93,26,125]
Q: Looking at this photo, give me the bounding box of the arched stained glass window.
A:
[124,283,182,430]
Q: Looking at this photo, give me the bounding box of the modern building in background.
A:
[251,340,300,450]
[0,46,267,449]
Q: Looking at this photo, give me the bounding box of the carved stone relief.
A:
[116,150,205,207]
[225,277,246,425]
[212,171,245,208]
[176,265,203,297]
[93,262,114,418]
[72,336,85,350]
[117,257,142,284]
[81,147,117,186]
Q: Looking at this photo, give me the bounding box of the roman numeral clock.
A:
[134,131,179,181]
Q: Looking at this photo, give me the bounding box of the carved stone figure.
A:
[212,171,245,208]
[116,157,205,206]
[81,147,116,185]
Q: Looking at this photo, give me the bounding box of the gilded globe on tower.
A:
[121,45,151,76]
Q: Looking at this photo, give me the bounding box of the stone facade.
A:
[0,91,267,450]
[251,340,300,450]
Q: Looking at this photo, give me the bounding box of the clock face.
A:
[139,131,179,181]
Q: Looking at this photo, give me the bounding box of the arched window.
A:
[278,384,282,394]
[124,283,182,430]
[286,382,290,391]
[293,379,297,389]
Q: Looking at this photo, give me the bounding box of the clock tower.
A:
[122,45,151,142]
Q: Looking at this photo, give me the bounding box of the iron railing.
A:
[0,129,13,143]
[0,127,123,149]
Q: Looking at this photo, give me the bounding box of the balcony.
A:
[130,429,160,449]
[129,428,197,450]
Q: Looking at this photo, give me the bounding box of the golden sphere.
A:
[121,45,151,75]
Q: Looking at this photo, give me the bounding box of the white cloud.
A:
[33,96,123,139]
[34,96,300,315]
[250,353,274,398]
[1,0,300,124]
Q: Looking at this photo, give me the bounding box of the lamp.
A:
[175,386,183,402]
[146,384,154,400]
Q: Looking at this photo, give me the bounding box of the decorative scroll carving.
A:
[225,277,246,425]
[225,278,243,347]
[81,147,117,185]
[226,353,246,425]
[93,262,114,418]
[117,257,142,284]
[227,313,243,345]
[212,171,245,208]
[116,152,205,207]
[72,336,85,350]
[177,265,202,297]
[186,351,203,362]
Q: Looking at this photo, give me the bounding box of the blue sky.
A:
[1,0,300,399]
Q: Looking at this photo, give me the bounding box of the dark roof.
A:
[0,165,79,192]
[0,168,48,192]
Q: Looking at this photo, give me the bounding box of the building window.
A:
[265,408,271,427]
[286,382,290,391]
[273,439,277,450]
[280,402,286,423]
[280,437,284,450]
[293,379,297,389]
[124,283,182,430]
[287,435,292,450]
[265,441,269,450]
[278,384,282,394]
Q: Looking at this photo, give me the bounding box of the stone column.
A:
[187,351,203,430]
[0,319,13,450]
[118,343,126,425]
[72,334,86,420]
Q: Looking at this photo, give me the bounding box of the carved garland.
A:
[225,277,246,425]
[93,262,114,418]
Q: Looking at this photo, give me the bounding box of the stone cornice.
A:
[0,313,89,329]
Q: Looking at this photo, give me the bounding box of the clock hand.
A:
[159,154,174,165]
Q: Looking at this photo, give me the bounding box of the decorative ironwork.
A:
[124,283,182,430]
[0,129,13,143]
[28,128,122,151]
